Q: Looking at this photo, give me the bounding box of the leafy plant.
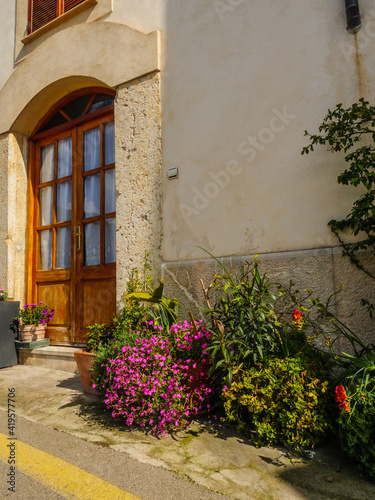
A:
[222,357,330,452]
[322,316,375,396]
[336,387,375,479]
[126,279,179,329]
[199,248,331,384]
[200,251,278,383]
[302,99,375,300]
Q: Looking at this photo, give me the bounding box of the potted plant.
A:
[74,323,108,395]
[0,287,19,368]
[14,303,54,342]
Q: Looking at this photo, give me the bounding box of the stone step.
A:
[17,346,79,373]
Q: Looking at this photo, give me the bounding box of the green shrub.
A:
[199,248,331,384]
[222,357,330,451]
[336,388,375,479]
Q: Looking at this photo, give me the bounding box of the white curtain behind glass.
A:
[84,128,100,172]
[56,226,71,268]
[57,181,72,223]
[58,137,72,178]
[84,174,100,218]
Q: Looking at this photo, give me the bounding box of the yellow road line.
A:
[0,432,141,499]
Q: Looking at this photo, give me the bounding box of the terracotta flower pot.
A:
[74,349,100,395]
[19,324,47,342]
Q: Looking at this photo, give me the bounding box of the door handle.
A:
[75,226,81,252]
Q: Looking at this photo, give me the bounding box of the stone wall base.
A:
[162,247,375,346]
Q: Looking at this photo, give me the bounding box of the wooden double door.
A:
[29,105,116,345]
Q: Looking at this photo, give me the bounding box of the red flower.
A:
[335,385,350,413]
[335,385,347,403]
[292,309,302,321]
[338,401,350,413]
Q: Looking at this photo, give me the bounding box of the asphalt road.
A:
[0,410,226,500]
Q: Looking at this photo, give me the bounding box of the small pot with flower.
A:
[14,303,54,342]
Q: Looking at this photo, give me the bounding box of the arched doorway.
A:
[27,88,116,345]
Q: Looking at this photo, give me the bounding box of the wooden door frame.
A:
[26,88,115,345]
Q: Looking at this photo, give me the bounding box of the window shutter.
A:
[64,0,85,13]
[30,0,58,33]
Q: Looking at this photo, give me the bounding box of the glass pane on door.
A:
[104,170,115,214]
[104,121,115,165]
[84,128,100,171]
[84,174,100,218]
[40,187,53,226]
[57,137,72,178]
[56,226,71,268]
[57,181,72,222]
[40,144,54,183]
[105,218,116,264]
[84,221,100,266]
[39,230,52,269]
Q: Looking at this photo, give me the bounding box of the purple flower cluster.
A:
[169,320,211,361]
[104,321,213,435]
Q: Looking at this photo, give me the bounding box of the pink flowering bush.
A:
[103,321,213,435]
[168,320,211,362]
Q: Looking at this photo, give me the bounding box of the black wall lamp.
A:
[345,0,361,33]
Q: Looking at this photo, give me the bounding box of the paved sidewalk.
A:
[0,365,375,500]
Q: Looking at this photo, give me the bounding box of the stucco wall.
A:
[109,0,163,33]
[0,0,16,90]
[115,72,162,307]
[0,134,10,288]
[160,0,375,261]
[0,133,28,303]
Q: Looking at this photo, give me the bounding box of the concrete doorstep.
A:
[0,365,375,500]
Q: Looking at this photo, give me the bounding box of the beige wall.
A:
[160,0,375,261]
[110,0,163,33]
[0,133,28,303]
[0,0,16,90]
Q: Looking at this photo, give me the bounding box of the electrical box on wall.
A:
[167,166,179,179]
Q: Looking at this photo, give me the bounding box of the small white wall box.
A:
[167,166,179,179]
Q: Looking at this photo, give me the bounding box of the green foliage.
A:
[337,388,375,479]
[322,316,375,395]
[222,357,330,451]
[199,248,331,384]
[209,257,278,371]
[302,99,375,284]
[126,279,179,329]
